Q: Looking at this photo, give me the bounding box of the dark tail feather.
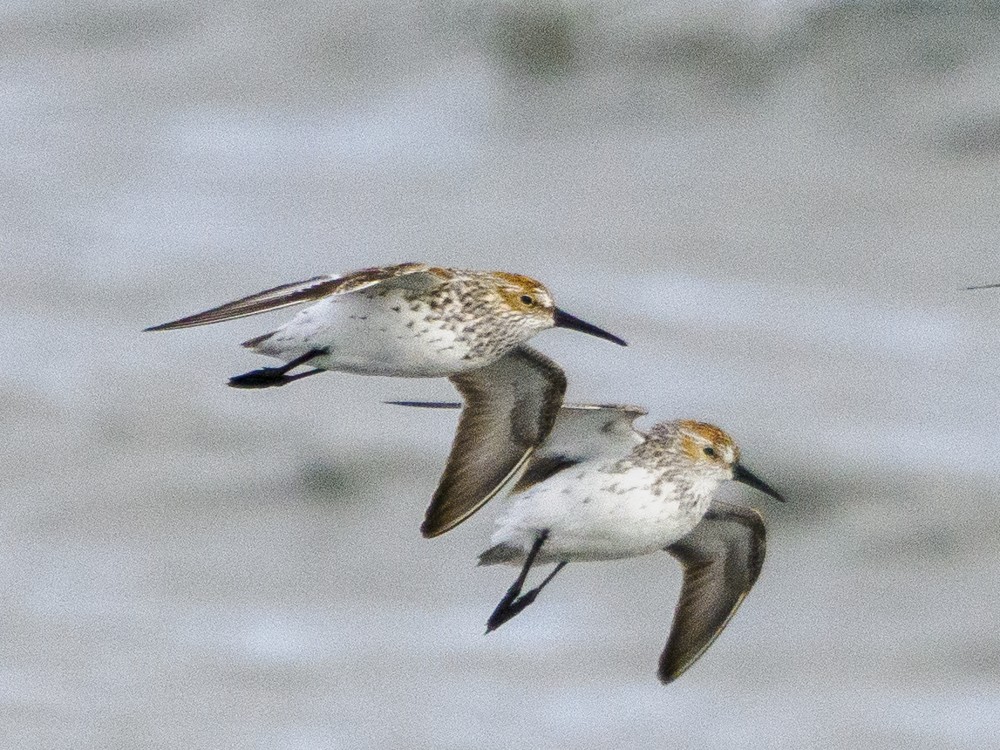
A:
[478,543,522,566]
[242,331,276,349]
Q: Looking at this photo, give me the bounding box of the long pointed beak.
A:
[552,307,627,346]
[965,283,1000,290]
[732,463,786,502]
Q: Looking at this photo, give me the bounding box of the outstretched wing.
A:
[510,402,646,492]
[388,401,647,496]
[145,262,442,331]
[419,346,567,538]
[658,503,767,684]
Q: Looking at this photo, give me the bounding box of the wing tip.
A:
[419,516,451,538]
[144,319,201,332]
[657,669,678,685]
[386,401,463,409]
[656,649,698,685]
[420,497,459,537]
[143,312,230,331]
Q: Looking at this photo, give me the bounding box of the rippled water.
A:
[2,2,999,748]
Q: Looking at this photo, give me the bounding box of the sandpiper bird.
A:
[147,262,627,537]
[467,404,785,684]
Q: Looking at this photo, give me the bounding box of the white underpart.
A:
[248,289,479,377]
[488,461,720,563]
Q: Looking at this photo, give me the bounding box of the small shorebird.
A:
[467,404,785,684]
[146,262,625,385]
[147,263,627,537]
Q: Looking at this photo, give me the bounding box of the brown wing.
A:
[420,346,567,538]
[658,503,767,684]
[145,262,441,331]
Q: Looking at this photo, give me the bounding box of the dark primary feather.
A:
[144,262,436,331]
[658,503,766,684]
[420,346,567,538]
[144,275,337,331]
[385,401,463,409]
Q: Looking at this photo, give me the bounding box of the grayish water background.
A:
[3,1,999,747]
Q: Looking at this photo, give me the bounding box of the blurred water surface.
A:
[2,1,999,748]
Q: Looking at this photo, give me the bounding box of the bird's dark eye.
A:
[703,446,716,458]
[520,294,535,305]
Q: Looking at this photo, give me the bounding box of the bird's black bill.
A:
[733,464,786,503]
[552,308,627,346]
[964,283,1000,290]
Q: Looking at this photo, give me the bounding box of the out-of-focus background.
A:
[3,1,999,747]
